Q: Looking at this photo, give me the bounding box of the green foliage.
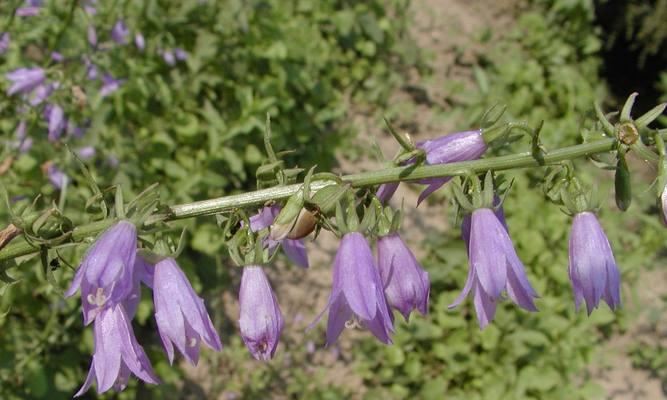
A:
[353,2,666,399]
[0,0,417,398]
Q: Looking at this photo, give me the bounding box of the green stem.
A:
[0,134,663,263]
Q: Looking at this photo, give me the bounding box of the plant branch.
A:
[1,133,664,263]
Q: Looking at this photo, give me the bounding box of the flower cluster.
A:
[2,2,190,190]
[66,221,222,396]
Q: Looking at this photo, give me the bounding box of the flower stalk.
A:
[1,132,667,263]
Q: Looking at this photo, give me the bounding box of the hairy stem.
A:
[0,134,662,263]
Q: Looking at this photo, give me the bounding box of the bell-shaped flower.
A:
[238,266,284,360]
[123,255,154,319]
[6,67,45,96]
[45,104,65,141]
[0,32,9,54]
[75,304,159,397]
[153,258,222,365]
[249,205,309,268]
[135,33,145,51]
[312,232,394,345]
[375,130,487,204]
[568,211,621,314]
[111,20,129,44]
[377,233,430,321]
[87,25,97,47]
[65,221,137,325]
[45,163,68,190]
[450,208,538,329]
[100,74,123,97]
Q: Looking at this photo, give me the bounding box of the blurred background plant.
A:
[1,0,666,399]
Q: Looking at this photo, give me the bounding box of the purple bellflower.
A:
[87,25,98,47]
[65,221,138,325]
[311,232,394,345]
[84,0,97,15]
[46,163,68,189]
[249,205,309,268]
[238,266,284,360]
[174,48,188,61]
[376,130,487,205]
[75,304,159,397]
[51,52,64,62]
[12,120,32,153]
[16,7,40,17]
[100,74,123,97]
[111,20,130,44]
[45,104,65,141]
[6,67,45,96]
[377,233,430,321]
[77,146,96,160]
[29,82,57,106]
[122,255,154,319]
[0,32,9,54]
[153,258,222,365]
[450,208,538,329]
[568,212,621,314]
[135,33,145,51]
[162,50,176,66]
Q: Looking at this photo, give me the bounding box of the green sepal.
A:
[635,102,666,129]
[620,92,638,122]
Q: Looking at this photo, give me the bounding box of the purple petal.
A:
[282,239,309,268]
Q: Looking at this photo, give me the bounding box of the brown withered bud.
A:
[285,208,316,240]
[617,122,638,145]
[0,224,22,251]
[72,86,87,110]
[270,208,317,241]
[0,156,14,176]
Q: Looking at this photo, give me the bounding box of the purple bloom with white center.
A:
[175,48,187,61]
[568,212,621,314]
[87,25,98,47]
[111,20,130,45]
[153,257,222,365]
[45,104,65,141]
[135,33,145,51]
[100,74,123,97]
[239,266,284,360]
[6,67,45,95]
[311,232,394,345]
[377,233,430,321]
[77,146,96,160]
[450,208,538,329]
[74,304,159,397]
[65,221,137,325]
[0,32,9,54]
[46,163,67,189]
[249,205,309,268]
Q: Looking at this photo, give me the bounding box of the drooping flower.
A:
[122,255,154,318]
[111,20,129,44]
[100,74,123,97]
[174,48,187,61]
[134,33,145,51]
[16,6,40,17]
[376,130,488,204]
[87,25,98,47]
[162,50,176,66]
[0,32,9,54]
[28,82,57,106]
[311,232,394,345]
[568,211,621,314]
[377,233,430,321]
[77,146,96,160]
[376,182,399,204]
[45,104,65,141]
[83,0,97,15]
[12,120,32,153]
[153,258,222,365]
[74,304,159,397]
[46,163,68,189]
[65,221,137,325]
[6,67,45,95]
[249,205,309,268]
[51,52,64,62]
[449,208,538,329]
[83,56,99,80]
[238,266,284,360]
